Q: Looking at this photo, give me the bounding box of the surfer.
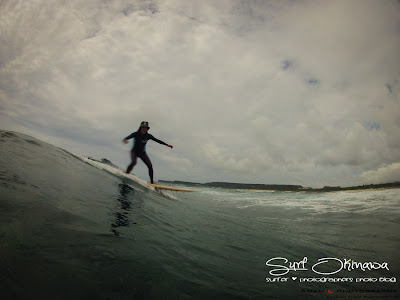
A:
[123,121,173,184]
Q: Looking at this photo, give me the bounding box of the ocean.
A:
[1,130,399,300]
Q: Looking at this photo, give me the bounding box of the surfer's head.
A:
[140,121,150,129]
[138,121,150,134]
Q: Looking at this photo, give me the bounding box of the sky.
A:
[1,0,399,188]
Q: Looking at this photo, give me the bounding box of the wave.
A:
[2,130,399,299]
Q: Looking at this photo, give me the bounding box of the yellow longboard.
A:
[149,183,199,192]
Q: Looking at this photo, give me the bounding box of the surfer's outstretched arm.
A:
[149,135,173,149]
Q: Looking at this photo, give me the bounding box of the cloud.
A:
[1,0,399,186]
[361,163,400,183]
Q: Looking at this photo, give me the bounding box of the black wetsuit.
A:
[124,132,168,155]
[124,132,168,183]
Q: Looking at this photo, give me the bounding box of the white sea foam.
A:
[76,155,155,191]
[75,155,181,200]
[226,188,400,215]
[74,154,400,215]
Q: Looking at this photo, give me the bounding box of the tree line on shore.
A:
[159,180,400,192]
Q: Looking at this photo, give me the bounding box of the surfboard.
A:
[149,183,199,192]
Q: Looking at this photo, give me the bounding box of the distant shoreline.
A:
[82,154,400,193]
[79,153,399,193]
[159,180,400,193]
[237,186,400,193]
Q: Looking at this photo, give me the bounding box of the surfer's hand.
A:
[123,139,129,144]
[168,145,173,149]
